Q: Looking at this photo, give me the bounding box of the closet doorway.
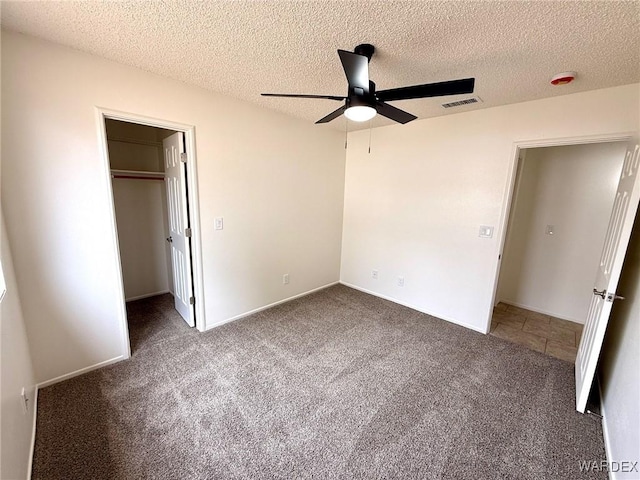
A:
[99,111,205,355]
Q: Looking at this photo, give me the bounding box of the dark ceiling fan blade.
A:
[261,93,346,101]
[375,101,417,124]
[337,50,369,94]
[376,78,475,102]
[315,105,346,124]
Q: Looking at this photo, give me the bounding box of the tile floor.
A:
[490,303,584,363]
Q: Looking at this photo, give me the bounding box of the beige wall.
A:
[106,119,167,172]
[1,31,346,384]
[599,213,640,479]
[111,179,172,300]
[1,214,37,480]
[108,141,163,172]
[498,142,626,323]
[341,83,639,333]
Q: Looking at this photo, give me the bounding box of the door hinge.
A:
[185,228,192,237]
[189,296,195,305]
[180,152,188,163]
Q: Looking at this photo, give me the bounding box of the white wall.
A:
[599,213,640,479]
[107,120,173,300]
[1,213,37,480]
[341,83,639,332]
[498,143,626,323]
[1,31,345,384]
[111,179,172,300]
[108,141,163,172]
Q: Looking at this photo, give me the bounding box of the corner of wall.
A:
[1,212,39,480]
[598,212,640,478]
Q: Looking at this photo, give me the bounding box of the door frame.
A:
[486,131,637,334]
[95,107,206,359]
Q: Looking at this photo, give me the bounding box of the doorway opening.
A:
[98,110,205,358]
[491,141,628,362]
[490,133,640,412]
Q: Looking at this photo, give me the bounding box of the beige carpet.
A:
[32,285,606,479]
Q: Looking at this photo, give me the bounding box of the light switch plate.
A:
[479,225,494,238]
[214,217,224,230]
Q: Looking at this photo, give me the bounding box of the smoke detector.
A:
[551,72,576,86]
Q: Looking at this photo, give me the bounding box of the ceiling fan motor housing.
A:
[346,95,372,111]
[348,80,377,108]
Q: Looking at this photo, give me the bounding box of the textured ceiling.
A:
[2,1,639,130]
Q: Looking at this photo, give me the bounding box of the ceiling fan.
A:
[262,44,475,125]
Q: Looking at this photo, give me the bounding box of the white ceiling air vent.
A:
[441,97,482,109]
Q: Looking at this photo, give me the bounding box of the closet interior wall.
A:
[106,119,175,301]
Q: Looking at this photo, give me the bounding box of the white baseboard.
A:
[497,299,584,325]
[125,290,170,302]
[37,355,126,389]
[597,375,617,480]
[203,281,340,331]
[339,281,487,334]
[26,386,39,480]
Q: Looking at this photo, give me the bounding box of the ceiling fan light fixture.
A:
[344,105,376,122]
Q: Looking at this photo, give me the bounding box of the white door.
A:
[163,132,195,327]
[575,139,640,413]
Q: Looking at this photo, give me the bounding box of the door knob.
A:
[166,236,173,243]
[607,292,625,301]
[593,288,606,299]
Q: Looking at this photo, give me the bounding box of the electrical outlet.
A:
[397,276,405,287]
[214,217,224,230]
[372,270,378,280]
[283,273,290,285]
[21,387,29,414]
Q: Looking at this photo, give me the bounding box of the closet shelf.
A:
[111,169,165,181]
[107,136,162,147]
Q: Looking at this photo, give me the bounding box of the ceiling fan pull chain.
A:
[368,119,373,154]
[344,117,348,149]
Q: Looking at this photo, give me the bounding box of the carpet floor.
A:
[32,285,606,479]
